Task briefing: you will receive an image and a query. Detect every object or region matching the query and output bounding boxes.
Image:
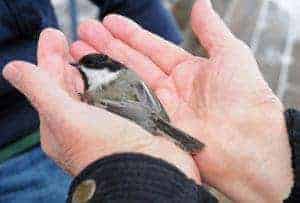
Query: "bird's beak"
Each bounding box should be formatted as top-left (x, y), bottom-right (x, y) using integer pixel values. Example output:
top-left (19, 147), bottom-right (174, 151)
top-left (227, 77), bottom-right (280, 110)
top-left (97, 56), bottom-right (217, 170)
top-left (69, 62), bottom-right (80, 68)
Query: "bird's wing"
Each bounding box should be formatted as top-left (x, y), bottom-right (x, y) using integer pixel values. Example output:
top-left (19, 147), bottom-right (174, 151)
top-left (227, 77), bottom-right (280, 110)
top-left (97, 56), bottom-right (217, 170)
top-left (134, 81), bottom-right (170, 122)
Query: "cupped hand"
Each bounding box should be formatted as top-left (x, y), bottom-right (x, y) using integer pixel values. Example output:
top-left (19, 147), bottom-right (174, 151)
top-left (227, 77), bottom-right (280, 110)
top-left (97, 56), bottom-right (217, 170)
top-left (2, 29), bottom-right (201, 183)
top-left (70, 0), bottom-right (293, 202)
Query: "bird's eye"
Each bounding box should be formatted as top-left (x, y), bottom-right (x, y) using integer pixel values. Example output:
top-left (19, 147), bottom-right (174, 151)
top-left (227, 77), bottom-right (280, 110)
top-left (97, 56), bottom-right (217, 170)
top-left (86, 61), bottom-right (94, 67)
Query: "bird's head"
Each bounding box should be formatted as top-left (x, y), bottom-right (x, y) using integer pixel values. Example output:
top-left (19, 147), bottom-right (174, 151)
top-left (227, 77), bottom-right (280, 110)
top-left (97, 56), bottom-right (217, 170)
top-left (71, 53), bottom-right (123, 91)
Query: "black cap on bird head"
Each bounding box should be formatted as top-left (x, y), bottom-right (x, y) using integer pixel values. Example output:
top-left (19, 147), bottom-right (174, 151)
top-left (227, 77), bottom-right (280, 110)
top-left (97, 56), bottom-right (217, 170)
top-left (70, 53), bottom-right (124, 91)
top-left (77, 53), bottom-right (124, 72)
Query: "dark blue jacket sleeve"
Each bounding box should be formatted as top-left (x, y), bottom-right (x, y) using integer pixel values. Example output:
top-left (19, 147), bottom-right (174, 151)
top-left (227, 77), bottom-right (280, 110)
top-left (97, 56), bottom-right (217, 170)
top-left (0, 0), bottom-right (58, 95)
top-left (67, 153), bottom-right (218, 203)
top-left (285, 109), bottom-right (300, 202)
top-left (89, 0), bottom-right (183, 44)
top-left (0, 0), bottom-right (58, 147)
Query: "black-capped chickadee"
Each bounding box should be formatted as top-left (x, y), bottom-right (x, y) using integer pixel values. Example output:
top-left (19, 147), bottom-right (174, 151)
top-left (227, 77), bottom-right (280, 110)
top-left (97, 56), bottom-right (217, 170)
top-left (71, 53), bottom-right (204, 154)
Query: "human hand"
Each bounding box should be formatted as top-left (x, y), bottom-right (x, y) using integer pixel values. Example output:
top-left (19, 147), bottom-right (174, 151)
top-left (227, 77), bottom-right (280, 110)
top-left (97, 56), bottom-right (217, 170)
top-left (70, 0), bottom-right (293, 202)
top-left (2, 29), bottom-right (200, 183)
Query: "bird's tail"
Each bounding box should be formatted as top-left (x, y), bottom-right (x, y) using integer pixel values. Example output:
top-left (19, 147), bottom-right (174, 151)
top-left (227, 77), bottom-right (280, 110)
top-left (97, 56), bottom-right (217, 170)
top-left (152, 114), bottom-right (205, 154)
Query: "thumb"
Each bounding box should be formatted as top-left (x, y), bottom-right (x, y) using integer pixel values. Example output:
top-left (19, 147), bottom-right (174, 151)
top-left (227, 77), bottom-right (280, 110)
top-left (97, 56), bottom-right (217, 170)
top-left (2, 61), bottom-right (74, 115)
top-left (191, 0), bottom-right (235, 57)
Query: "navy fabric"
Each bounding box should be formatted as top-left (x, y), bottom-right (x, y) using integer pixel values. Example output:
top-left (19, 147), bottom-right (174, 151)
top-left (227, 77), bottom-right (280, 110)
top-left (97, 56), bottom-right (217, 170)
top-left (0, 0), bottom-right (183, 147)
top-left (90, 0), bottom-right (183, 44)
top-left (67, 153), bottom-right (218, 203)
top-left (0, 0), bottom-right (58, 147)
top-left (0, 0), bottom-right (58, 95)
top-left (0, 93), bottom-right (39, 147)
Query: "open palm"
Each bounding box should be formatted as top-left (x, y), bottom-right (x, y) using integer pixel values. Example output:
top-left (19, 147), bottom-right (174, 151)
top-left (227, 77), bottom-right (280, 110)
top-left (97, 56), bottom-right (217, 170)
top-left (70, 1), bottom-right (293, 202)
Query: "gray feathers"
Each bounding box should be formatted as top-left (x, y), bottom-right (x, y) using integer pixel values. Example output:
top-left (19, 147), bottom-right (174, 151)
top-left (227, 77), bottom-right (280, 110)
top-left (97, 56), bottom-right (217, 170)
top-left (75, 54), bottom-right (204, 154)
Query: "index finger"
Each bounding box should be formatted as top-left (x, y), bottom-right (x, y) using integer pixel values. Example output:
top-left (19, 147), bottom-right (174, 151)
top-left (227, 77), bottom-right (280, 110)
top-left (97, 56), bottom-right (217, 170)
top-left (37, 28), bottom-right (84, 98)
top-left (76, 20), bottom-right (167, 89)
top-left (37, 28), bottom-right (69, 79)
top-left (103, 14), bottom-right (193, 74)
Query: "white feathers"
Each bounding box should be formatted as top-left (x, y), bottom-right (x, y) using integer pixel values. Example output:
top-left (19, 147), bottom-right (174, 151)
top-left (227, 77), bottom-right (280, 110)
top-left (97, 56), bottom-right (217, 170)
top-left (80, 66), bottom-right (120, 91)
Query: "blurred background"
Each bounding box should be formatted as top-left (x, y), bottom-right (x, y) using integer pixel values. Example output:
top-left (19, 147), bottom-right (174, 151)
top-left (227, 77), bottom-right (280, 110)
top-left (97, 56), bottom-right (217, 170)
top-left (51, 0), bottom-right (299, 202)
top-left (172, 0), bottom-right (300, 110)
top-left (52, 0), bottom-right (300, 110)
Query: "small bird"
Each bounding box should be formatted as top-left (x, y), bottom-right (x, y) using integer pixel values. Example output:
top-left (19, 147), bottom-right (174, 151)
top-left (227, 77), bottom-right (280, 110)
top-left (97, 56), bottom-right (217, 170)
top-left (71, 53), bottom-right (204, 154)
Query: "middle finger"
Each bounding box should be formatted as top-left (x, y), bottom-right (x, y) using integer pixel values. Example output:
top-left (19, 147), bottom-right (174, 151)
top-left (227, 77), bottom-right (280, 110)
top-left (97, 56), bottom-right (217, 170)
top-left (75, 19), bottom-right (167, 89)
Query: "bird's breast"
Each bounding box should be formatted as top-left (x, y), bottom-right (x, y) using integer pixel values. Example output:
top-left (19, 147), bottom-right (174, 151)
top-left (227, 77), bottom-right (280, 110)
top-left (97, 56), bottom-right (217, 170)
top-left (87, 69), bottom-right (140, 102)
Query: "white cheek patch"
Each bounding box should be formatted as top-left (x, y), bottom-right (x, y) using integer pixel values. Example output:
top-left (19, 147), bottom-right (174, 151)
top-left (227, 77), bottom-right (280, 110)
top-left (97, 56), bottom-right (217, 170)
top-left (81, 66), bottom-right (120, 91)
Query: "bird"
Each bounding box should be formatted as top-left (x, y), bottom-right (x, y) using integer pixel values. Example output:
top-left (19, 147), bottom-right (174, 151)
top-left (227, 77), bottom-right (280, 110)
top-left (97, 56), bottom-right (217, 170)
top-left (71, 53), bottom-right (204, 154)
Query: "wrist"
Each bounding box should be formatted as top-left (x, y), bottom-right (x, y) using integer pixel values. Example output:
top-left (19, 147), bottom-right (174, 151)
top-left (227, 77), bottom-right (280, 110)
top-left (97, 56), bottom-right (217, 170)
top-left (230, 113), bottom-right (293, 202)
top-left (137, 136), bottom-right (202, 184)
top-left (231, 112), bottom-right (293, 202)
top-left (66, 134), bottom-right (201, 184)
top-left (195, 112), bottom-right (293, 202)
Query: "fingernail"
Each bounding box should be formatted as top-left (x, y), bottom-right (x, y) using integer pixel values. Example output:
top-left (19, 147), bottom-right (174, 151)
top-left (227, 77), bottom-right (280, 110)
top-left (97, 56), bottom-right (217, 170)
top-left (2, 63), bottom-right (19, 82)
